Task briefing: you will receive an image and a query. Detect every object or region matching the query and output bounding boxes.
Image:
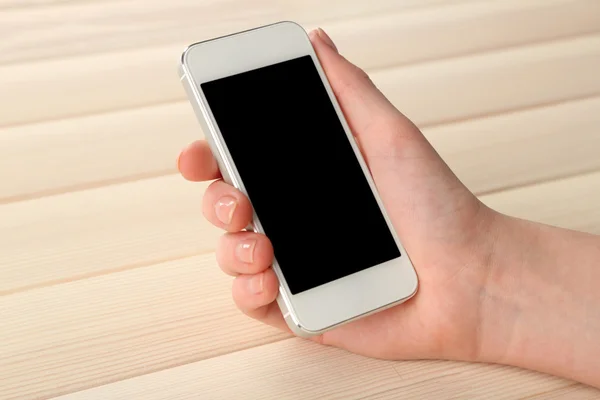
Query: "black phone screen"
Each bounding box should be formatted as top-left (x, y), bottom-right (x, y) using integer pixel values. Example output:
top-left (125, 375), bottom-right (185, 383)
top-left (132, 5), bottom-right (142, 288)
top-left (201, 55), bottom-right (400, 294)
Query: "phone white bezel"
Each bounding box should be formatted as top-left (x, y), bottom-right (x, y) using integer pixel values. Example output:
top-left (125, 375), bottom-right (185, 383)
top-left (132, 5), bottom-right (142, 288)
top-left (180, 21), bottom-right (418, 336)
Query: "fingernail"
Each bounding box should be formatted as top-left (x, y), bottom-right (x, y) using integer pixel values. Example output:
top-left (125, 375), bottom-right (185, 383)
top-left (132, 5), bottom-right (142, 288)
top-left (215, 196), bottom-right (237, 225)
top-left (316, 28), bottom-right (338, 52)
top-left (248, 273), bottom-right (264, 295)
top-left (235, 239), bottom-right (256, 264)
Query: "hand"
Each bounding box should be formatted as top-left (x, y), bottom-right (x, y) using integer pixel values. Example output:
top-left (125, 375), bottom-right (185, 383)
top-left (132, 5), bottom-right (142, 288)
top-left (177, 29), bottom-right (498, 362)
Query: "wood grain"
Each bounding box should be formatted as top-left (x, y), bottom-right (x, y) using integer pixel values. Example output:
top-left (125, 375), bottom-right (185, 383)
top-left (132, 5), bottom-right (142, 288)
top-left (0, 176), bottom-right (219, 294)
top-left (482, 170), bottom-right (600, 235)
top-left (329, 0), bottom-right (600, 70)
top-left (3, 95), bottom-right (600, 204)
top-left (54, 340), bottom-right (591, 400)
top-left (375, 34), bottom-right (600, 127)
top-left (525, 384), bottom-right (600, 399)
top-left (0, 0), bottom-right (456, 63)
top-left (0, 254), bottom-right (289, 400)
top-left (1, 0), bottom-right (598, 67)
top-left (0, 102), bottom-right (199, 202)
top-left (2, 20), bottom-right (599, 128)
top-left (1, 171), bottom-right (599, 399)
top-left (424, 96), bottom-right (600, 194)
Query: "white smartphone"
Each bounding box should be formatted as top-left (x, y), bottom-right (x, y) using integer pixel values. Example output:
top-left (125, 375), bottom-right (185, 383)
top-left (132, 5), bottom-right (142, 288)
top-left (179, 21), bottom-right (418, 337)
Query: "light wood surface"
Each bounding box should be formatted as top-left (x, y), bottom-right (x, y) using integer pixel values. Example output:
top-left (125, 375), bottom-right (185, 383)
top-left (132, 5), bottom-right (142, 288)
top-left (1, 1), bottom-right (599, 399)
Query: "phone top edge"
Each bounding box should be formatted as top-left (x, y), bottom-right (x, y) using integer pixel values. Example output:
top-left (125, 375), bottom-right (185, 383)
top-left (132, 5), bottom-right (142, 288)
top-left (180, 21), bottom-right (306, 67)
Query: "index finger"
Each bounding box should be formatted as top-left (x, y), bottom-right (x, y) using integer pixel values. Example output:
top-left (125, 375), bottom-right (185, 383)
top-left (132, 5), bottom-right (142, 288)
top-left (177, 140), bottom-right (222, 182)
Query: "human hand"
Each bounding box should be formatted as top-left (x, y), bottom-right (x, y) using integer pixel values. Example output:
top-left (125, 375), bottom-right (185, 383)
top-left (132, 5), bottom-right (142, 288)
top-left (177, 28), bottom-right (500, 363)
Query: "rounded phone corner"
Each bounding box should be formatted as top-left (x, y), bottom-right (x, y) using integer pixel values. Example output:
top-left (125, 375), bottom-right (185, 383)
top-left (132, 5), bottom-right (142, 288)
top-left (272, 20), bottom-right (305, 33)
top-left (276, 293), bottom-right (322, 338)
top-left (283, 314), bottom-right (322, 339)
top-left (267, 20), bottom-right (311, 45)
top-left (404, 262), bottom-right (420, 301)
top-left (179, 44), bottom-right (195, 69)
top-left (409, 274), bottom-right (420, 300)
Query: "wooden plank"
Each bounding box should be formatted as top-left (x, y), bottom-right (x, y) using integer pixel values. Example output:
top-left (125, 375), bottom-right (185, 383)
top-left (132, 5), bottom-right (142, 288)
top-left (2, 31), bottom-right (599, 128)
top-left (3, 94), bottom-right (600, 207)
top-left (54, 340), bottom-right (578, 400)
top-left (1, 169), bottom-right (599, 399)
top-left (0, 176), bottom-right (220, 294)
top-left (0, 46), bottom-right (184, 128)
top-left (375, 34), bottom-right (600, 127)
top-left (0, 102), bottom-right (199, 202)
top-left (423, 96), bottom-right (600, 195)
top-left (0, 253), bottom-right (289, 400)
top-left (0, 0), bottom-right (455, 63)
top-left (331, 0), bottom-right (600, 70)
top-left (481, 170), bottom-right (600, 235)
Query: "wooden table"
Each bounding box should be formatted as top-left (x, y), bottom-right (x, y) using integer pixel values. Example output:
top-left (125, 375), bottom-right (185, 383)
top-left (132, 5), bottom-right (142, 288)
top-left (1, 1), bottom-right (600, 398)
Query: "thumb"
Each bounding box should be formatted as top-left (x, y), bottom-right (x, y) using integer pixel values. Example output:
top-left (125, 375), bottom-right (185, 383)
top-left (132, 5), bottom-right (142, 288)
top-left (308, 28), bottom-right (429, 160)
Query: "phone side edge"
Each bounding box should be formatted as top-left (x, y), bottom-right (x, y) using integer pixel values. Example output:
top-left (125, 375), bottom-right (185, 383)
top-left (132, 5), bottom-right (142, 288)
top-left (179, 53), bottom-right (307, 337)
top-left (178, 62), bottom-right (234, 186)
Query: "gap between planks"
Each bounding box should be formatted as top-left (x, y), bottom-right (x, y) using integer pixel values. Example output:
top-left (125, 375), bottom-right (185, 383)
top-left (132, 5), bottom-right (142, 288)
top-left (0, 249), bottom-right (205, 296)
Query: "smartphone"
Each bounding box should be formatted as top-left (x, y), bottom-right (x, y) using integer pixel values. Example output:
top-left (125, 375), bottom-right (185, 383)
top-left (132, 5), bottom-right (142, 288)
top-left (179, 21), bottom-right (418, 337)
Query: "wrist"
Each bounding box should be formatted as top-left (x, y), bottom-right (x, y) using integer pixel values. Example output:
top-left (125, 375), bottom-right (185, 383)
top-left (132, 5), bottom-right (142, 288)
top-left (474, 212), bottom-right (600, 386)
top-left (472, 211), bottom-right (534, 365)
